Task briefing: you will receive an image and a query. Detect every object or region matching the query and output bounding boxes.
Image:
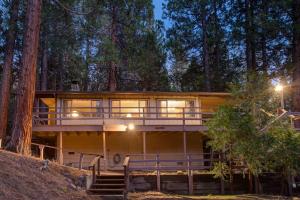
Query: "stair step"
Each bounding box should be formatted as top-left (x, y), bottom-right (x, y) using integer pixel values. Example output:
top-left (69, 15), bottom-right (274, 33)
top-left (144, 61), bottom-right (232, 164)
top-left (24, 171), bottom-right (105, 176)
top-left (95, 179), bottom-right (124, 184)
top-left (88, 188), bottom-right (124, 195)
top-left (89, 188), bottom-right (124, 191)
top-left (93, 183), bottom-right (125, 186)
top-left (96, 175), bottom-right (124, 179)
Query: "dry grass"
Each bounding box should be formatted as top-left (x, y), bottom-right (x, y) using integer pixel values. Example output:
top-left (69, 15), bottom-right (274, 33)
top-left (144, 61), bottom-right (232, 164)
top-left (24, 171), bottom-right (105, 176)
top-left (0, 150), bottom-right (102, 200)
top-left (128, 192), bottom-right (299, 200)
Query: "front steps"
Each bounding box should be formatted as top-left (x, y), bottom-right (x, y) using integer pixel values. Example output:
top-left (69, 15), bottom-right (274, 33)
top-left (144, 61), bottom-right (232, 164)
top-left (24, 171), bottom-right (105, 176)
top-left (87, 174), bottom-right (126, 199)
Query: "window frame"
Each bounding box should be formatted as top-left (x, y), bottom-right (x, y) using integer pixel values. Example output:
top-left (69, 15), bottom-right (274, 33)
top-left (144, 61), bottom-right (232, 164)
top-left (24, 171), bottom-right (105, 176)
top-left (156, 99), bottom-right (197, 118)
top-left (109, 99), bottom-right (149, 118)
top-left (62, 99), bottom-right (103, 118)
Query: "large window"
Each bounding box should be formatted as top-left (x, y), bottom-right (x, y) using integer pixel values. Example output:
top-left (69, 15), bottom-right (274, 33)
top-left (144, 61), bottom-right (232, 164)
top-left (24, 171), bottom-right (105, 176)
top-left (111, 99), bottom-right (148, 118)
top-left (63, 99), bottom-right (102, 118)
top-left (157, 99), bottom-right (196, 118)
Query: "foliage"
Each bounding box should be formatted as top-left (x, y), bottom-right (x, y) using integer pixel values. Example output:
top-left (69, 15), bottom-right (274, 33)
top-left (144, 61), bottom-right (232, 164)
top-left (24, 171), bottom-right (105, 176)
top-left (207, 74), bottom-right (300, 183)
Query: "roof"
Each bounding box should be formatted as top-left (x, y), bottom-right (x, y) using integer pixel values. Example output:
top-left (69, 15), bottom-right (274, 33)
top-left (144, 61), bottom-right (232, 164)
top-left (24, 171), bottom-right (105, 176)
top-left (35, 90), bottom-right (231, 98)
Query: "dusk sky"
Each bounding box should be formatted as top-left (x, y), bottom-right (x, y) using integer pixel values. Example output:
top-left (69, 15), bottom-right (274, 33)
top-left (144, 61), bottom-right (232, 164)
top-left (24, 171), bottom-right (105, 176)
top-left (153, 0), bottom-right (171, 28)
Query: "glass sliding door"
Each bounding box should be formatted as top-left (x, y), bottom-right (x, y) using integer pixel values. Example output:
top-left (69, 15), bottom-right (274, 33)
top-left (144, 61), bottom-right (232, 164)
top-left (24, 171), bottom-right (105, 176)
top-left (63, 99), bottom-right (102, 118)
top-left (157, 99), bottom-right (196, 118)
top-left (110, 99), bottom-right (148, 118)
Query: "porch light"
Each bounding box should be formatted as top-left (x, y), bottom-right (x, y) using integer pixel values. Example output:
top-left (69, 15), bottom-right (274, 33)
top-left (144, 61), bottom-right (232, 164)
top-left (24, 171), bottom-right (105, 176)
top-left (71, 111), bottom-right (79, 118)
top-left (127, 123), bottom-right (135, 131)
top-left (274, 84), bottom-right (284, 109)
top-left (126, 113), bottom-right (132, 118)
top-left (275, 84), bottom-right (283, 92)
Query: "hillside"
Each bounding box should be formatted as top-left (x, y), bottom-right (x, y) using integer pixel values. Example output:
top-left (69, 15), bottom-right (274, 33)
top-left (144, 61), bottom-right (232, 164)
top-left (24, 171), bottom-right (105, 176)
top-left (0, 150), bottom-right (99, 200)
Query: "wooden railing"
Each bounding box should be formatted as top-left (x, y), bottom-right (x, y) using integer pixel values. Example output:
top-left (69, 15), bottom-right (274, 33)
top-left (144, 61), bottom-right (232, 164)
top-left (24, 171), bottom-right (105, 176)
top-left (88, 155), bottom-right (103, 183)
top-left (123, 156), bottom-right (130, 200)
top-left (31, 142), bottom-right (103, 171)
top-left (32, 106), bottom-right (214, 126)
top-left (127, 153), bottom-right (223, 194)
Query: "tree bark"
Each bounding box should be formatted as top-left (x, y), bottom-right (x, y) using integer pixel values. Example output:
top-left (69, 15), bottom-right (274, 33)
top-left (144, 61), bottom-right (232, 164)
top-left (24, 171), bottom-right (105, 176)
top-left (245, 0), bottom-right (256, 74)
top-left (6, 0), bottom-right (42, 155)
top-left (84, 37), bottom-right (90, 91)
top-left (41, 37), bottom-right (48, 91)
top-left (108, 4), bottom-right (117, 92)
top-left (201, 4), bottom-right (211, 92)
top-left (292, 0), bottom-right (300, 122)
top-left (0, 0), bottom-right (20, 142)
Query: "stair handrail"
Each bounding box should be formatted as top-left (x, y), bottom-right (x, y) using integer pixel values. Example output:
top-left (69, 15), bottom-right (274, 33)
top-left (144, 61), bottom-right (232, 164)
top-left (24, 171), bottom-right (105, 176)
top-left (123, 156), bottom-right (130, 200)
top-left (88, 155), bottom-right (103, 183)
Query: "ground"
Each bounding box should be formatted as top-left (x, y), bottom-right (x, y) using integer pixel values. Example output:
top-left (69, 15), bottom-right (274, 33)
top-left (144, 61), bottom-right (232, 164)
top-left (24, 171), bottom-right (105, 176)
top-left (0, 150), bottom-right (94, 200)
top-left (0, 150), bottom-right (298, 200)
top-left (129, 192), bottom-right (299, 200)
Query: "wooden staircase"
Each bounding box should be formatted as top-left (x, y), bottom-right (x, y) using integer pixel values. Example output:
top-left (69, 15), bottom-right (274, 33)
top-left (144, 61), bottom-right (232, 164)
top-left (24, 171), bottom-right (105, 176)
top-left (87, 156), bottom-right (130, 199)
top-left (88, 174), bottom-right (126, 198)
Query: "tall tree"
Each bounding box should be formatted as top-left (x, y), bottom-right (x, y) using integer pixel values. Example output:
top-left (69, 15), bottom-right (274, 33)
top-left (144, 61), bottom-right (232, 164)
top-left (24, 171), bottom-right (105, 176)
top-left (292, 0), bottom-right (300, 118)
top-left (0, 0), bottom-right (20, 143)
top-left (6, 0), bottom-right (42, 154)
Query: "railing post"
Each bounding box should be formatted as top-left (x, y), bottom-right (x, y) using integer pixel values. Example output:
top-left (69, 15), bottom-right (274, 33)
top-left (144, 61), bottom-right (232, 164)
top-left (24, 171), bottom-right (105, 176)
top-left (39, 145), bottom-right (45, 160)
top-left (123, 156), bottom-right (130, 200)
top-left (183, 108), bottom-right (185, 126)
top-left (79, 153), bottom-right (84, 170)
top-left (143, 107), bottom-right (145, 125)
top-left (97, 156), bottom-right (101, 175)
top-left (156, 154), bottom-right (161, 192)
top-left (187, 154), bottom-right (193, 195)
top-left (92, 165), bottom-right (96, 184)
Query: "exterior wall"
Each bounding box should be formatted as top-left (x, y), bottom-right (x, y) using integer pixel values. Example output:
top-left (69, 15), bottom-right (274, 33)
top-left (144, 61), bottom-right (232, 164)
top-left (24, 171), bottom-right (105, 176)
top-left (62, 133), bottom-right (103, 168)
top-left (55, 131), bottom-right (204, 169)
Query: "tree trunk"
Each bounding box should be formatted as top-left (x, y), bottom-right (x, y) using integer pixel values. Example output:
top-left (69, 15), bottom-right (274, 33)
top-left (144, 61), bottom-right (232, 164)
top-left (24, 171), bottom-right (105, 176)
top-left (213, 0), bottom-right (220, 80)
top-left (201, 4), bottom-right (211, 92)
top-left (245, 0), bottom-right (256, 74)
top-left (84, 37), bottom-right (90, 91)
top-left (292, 0), bottom-right (300, 124)
top-left (6, 0), bottom-right (42, 155)
top-left (108, 5), bottom-right (117, 92)
top-left (41, 37), bottom-right (48, 91)
top-left (0, 0), bottom-right (20, 142)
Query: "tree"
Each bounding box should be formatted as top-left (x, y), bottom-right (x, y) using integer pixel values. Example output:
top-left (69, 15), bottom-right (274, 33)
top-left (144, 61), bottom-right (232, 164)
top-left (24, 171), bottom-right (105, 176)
top-left (208, 74), bottom-right (300, 195)
top-left (292, 0), bottom-right (300, 122)
top-left (6, 0), bottom-right (42, 155)
top-left (0, 0), bottom-right (20, 143)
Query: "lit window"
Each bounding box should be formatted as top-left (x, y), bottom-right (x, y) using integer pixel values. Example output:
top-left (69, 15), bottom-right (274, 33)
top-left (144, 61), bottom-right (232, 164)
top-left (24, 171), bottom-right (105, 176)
top-left (157, 100), bottom-right (196, 118)
top-left (111, 100), bottom-right (148, 118)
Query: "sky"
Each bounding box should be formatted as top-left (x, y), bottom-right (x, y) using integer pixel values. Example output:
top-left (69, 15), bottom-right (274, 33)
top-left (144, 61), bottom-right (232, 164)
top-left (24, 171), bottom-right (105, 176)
top-left (152, 0), bottom-right (171, 29)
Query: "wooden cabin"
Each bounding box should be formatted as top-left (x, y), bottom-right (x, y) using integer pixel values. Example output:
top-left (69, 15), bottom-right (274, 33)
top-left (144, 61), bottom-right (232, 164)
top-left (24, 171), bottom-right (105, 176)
top-left (32, 91), bottom-right (230, 170)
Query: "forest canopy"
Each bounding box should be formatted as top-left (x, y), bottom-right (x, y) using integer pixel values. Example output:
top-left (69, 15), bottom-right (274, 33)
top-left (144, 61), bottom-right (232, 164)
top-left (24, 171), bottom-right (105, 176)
top-left (0, 0), bottom-right (298, 93)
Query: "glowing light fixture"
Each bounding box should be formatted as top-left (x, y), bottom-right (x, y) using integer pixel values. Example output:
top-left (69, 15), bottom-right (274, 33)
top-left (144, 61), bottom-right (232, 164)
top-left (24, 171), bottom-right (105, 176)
top-left (71, 111), bottom-right (79, 118)
top-left (127, 123), bottom-right (135, 131)
top-left (275, 84), bottom-right (283, 92)
top-left (126, 113), bottom-right (132, 118)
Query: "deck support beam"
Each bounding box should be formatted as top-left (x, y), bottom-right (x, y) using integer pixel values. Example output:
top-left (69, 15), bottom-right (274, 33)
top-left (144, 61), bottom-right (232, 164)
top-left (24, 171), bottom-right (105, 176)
top-left (103, 131), bottom-right (107, 171)
top-left (183, 131), bottom-right (187, 156)
top-left (142, 132), bottom-right (146, 160)
top-left (57, 131), bottom-right (63, 164)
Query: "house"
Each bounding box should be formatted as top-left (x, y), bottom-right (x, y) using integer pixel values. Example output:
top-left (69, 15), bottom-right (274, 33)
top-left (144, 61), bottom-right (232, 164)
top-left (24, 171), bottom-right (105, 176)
top-left (32, 91), bottom-right (230, 170)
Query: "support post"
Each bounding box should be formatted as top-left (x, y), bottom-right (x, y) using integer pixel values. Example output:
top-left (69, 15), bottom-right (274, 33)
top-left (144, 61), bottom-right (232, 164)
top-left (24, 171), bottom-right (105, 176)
top-left (187, 155), bottom-right (193, 195)
top-left (57, 131), bottom-right (63, 164)
top-left (39, 145), bottom-right (44, 160)
top-left (156, 154), bottom-right (161, 192)
top-left (103, 131), bottom-right (107, 171)
top-left (142, 132), bottom-right (146, 160)
top-left (183, 131), bottom-right (187, 156)
top-left (79, 153), bottom-right (84, 170)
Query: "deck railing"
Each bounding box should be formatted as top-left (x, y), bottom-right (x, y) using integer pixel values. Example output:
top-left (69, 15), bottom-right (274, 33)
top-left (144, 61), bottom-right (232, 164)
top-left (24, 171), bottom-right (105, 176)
top-left (32, 106), bottom-right (214, 126)
top-left (126, 153), bottom-right (244, 194)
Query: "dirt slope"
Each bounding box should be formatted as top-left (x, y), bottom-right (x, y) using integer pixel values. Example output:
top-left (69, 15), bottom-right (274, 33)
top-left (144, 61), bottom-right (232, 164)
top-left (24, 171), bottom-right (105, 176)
top-left (0, 150), bottom-right (100, 200)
